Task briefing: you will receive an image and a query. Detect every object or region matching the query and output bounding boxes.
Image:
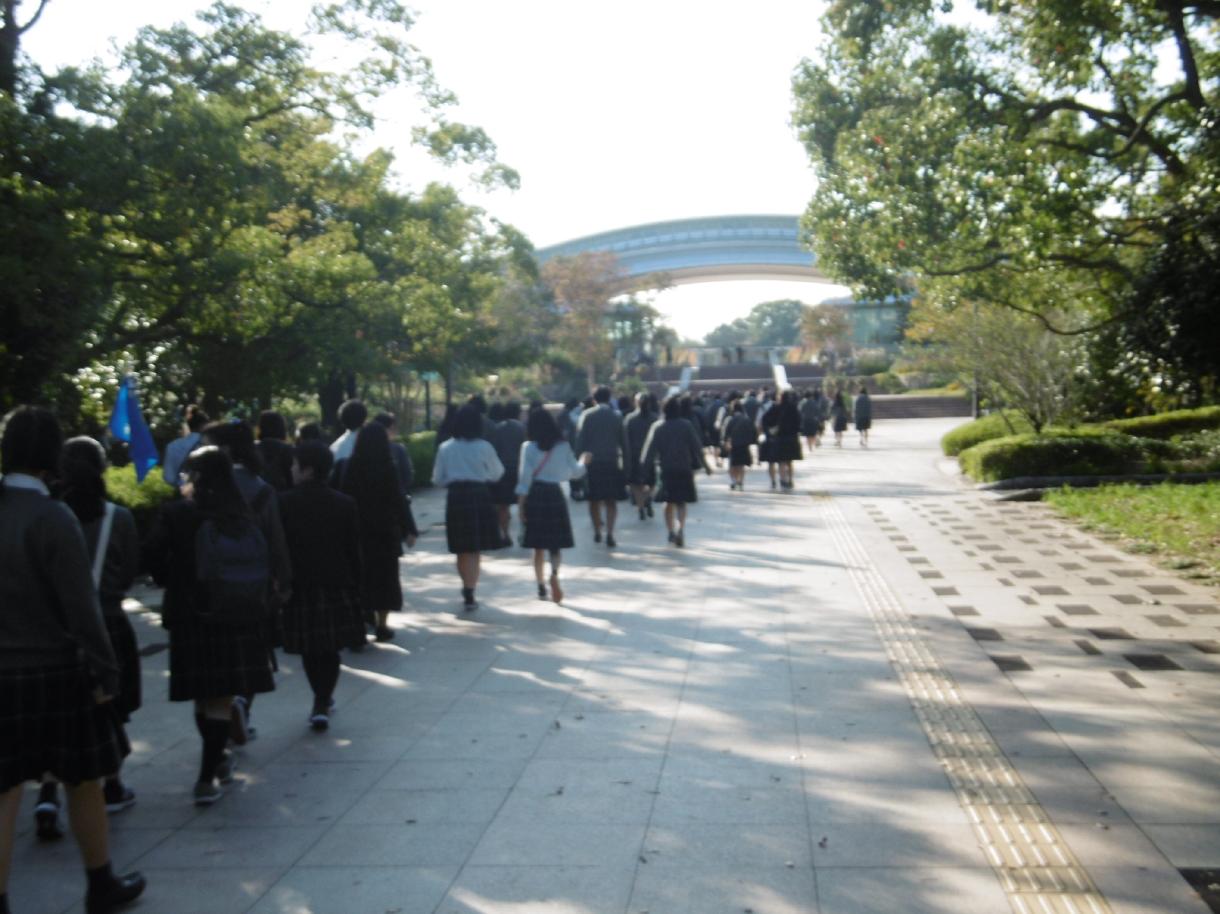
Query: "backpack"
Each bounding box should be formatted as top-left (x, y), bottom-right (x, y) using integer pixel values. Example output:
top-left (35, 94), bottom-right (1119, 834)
top-left (194, 513), bottom-right (270, 626)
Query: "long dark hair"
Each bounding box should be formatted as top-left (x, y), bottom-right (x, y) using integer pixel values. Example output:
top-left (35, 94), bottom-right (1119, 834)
top-left (58, 436), bottom-right (108, 524)
top-left (183, 446), bottom-right (249, 531)
top-left (342, 422), bottom-right (398, 508)
top-left (1, 405), bottom-right (62, 478)
top-left (527, 407), bottom-right (561, 451)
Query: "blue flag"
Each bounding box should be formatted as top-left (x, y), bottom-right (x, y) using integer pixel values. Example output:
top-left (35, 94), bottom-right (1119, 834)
top-left (109, 376), bottom-right (159, 483)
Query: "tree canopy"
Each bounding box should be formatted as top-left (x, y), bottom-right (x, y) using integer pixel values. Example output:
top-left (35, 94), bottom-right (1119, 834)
top-left (1, 0), bottom-right (535, 425)
top-left (703, 299), bottom-right (807, 348)
top-left (792, 0), bottom-right (1220, 408)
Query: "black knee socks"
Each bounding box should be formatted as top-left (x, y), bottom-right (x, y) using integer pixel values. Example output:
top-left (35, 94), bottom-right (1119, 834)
top-left (302, 652), bottom-right (340, 709)
top-left (198, 718), bottom-right (230, 784)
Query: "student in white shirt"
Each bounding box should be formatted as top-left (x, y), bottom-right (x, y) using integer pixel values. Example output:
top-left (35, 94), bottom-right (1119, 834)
top-left (516, 408), bottom-right (590, 603)
top-left (431, 404), bottom-right (505, 611)
top-left (161, 405), bottom-right (209, 489)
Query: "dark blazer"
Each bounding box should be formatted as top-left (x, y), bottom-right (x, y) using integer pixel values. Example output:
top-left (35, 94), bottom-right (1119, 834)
top-left (278, 480), bottom-right (361, 591)
top-left (256, 438), bottom-right (295, 492)
top-left (142, 498), bottom-right (207, 628)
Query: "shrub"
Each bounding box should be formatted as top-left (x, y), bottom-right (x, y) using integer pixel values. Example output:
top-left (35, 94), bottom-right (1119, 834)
top-left (1103, 406), bottom-right (1220, 440)
top-left (958, 432), bottom-right (1147, 482)
top-left (940, 411), bottom-right (1034, 456)
top-left (405, 431), bottom-right (436, 488)
top-left (104, 465), bottom-right (175, 536)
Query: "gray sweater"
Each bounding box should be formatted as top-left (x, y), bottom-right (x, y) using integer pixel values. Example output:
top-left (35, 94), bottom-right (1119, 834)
top-left (0, 481), bottom-right (119, 694)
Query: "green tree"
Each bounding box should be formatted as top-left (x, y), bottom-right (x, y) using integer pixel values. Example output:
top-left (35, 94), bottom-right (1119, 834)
top-left (702, 298), bottom-right (806, 348)
top-left (791, 0), bottom-right (1220, 408)
top-left (800, 304), bottom-right (854, 370)
top-left (543, 251), bottom-right (624, 390)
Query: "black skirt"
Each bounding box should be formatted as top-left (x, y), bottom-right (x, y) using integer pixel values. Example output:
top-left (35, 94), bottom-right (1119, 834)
top-left (655, 469), bottom-right (698, 504)
top-left (522, 481), bottom-right (575, 551)
top-left (168, 616), bottom-right (276, 702)
top-left (800, 417), bottom-right (822, 436)
top-left (729, 445), bottom-right (754, 468)
top-left (445, 482), bottom-right (506, 554)
top-left (585, 462), bottom-right (627, 502)
top-left (282, 585), bottom-right (368, 655)
top-left (0, 663), bottom-right (129, 791)
top-left (362, 547), bottom-right (403, 614)
top-left (774, 434), bottom-right (803, 462)
top-left (833, 416), bottom-right (849, 432)
top-left (758, 437), bottom-right (776, 464)
top-left (489, 465), bottom-right (520, 505)
top-left (103, 609), bottom-right (142, 722)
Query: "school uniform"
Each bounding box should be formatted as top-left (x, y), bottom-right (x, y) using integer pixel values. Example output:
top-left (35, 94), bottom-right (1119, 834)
top-left (433, 437), bottom-right (505, 554)
top-left (83, 501), bottom-right (142, 721)
top-left (575, 403), bottom-right (628, 501)
top-left (640, 418), bottom-right (707, 504)
top-left (831, 397), bottom-right (850, 433)
top-left (623, 408), bottom-right (658, 487)
top-left (143, 499), bottom-right (276, 702)
top-left (278, 480), bottom-right (366, 653)
top-left (767, 401), bottom-right (804, 462)
top-left (724, 414), bottom-right (758, 467)
top-left (756, 402), bottom-right (778, 464)
top-left (0, 476), bottom-right (125, 790)
top-left (516, 441), bottom-right (587, 551)
top-left (854, 392), bottom-right (873, 431)
top-left (488, 418), bottom-right (526, 506)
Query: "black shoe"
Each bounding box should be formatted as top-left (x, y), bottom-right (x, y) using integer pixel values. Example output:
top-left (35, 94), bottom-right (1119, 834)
top-left (593, 531), bottom-right (602, 543)
top-left (537, 583), bottom-right (548, 600)
top-left (667, 530), bottom-right (676, 544)
top-left (646, 504), bottom-right (654, 518)
top-left (639, 507), bottom-right (647, 521)
top-left (606, 534), bottom-right (616, 548)
top-left (85, 871), bottom-right (147, 914)
top-left (103, 781), bottom-right (137, 814)
top-left (309, 708), bottom-right (330, 732)
top-left (675, 531), bottom-right (685, 548)
top-left (374, 626), bottom-right (394, 642)
top-left (34, 799), bottom-right (62, 841)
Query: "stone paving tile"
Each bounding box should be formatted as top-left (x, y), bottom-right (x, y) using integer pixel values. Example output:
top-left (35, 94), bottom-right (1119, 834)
top-left (628, 864), bottom-right (819, 914)
top-left (250, 865), bottom-right (457, 914)
top-left (814, 866), bottom-right (1012, 914)
top-left (437, 865), bottom-right (636, 914)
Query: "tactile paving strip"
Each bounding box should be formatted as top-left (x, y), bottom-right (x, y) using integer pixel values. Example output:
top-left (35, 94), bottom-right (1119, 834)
top-left (821, 498), bottom-right (1114, 914)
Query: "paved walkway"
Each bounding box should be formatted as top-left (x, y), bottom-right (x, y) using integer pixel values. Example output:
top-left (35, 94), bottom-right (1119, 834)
top-left (11, 418), bottom-right (1220, 914)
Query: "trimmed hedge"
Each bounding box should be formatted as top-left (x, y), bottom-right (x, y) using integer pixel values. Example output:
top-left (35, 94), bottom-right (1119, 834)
top-left (405, 430), bottom-right (436, 488)
top-left (958, 432), bottom-right (1148, 482)
top-left (104, 465), bottom-right (175, 536)
top-left (1103, 406), bottom-right (1220, 440)
top-left (941, 411), bottom-right (1034, 456)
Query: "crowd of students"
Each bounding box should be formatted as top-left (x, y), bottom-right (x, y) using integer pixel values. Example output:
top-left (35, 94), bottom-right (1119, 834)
top-left (0, 382), bottom-right (875, 914)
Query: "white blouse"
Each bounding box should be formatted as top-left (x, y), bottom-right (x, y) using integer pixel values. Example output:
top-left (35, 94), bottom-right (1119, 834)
top-left (514, 441), bottom-right (586, 496)
top-left (432, 438), bottom-right (505, 487)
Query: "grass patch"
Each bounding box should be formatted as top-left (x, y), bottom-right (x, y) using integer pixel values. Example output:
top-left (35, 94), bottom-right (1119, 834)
top-left (1045, 482), bottom-right (1220, 584)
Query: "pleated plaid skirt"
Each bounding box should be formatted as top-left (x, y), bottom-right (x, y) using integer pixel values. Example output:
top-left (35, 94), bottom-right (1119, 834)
top-left (0, 663), bottom-right (129, 791)
top-left (103, 609), bottom-right (142, 722)
top-left (445, 482), bottom-right (506, 555)
top-left (282, 585), bottom-right (368, 655)
top-left (522, 481), bottom-right (574, 551)
top-left (168, 616), bottom-right (276, 702)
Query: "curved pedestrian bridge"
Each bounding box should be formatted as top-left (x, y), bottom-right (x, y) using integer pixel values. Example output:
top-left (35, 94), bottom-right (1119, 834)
top-left (534, 214), bottom-right (828, 286)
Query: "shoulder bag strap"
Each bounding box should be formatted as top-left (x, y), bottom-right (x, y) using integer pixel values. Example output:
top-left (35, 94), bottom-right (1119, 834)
top-left (92, 501), bottom-right (116, 589)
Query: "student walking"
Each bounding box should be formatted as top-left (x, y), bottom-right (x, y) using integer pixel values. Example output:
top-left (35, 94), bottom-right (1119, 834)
top-left (432, 404), bottom-right (505, 610)
top-left (722, 400), bottom-right (757, 491)
top-left (143, 447), bottom-right (277, 807)
top-left (255, 411), bottom-right (295, 492)
top-left (0, 407), bottom-right (146, 914)
top-left (799, 388), bottom-right (825, 452)
top-left (516, 408), bottom-right (591, 603)
top-left (575, 386), bottom-right (627, 548)
top-left (488, 401), bottom-right (526, 546)
top-left (278, 441), bottom-right (366, 731)
top-left (766, 390), bottom-right (803, 490)
top-left (854, 385), bottom-right (873, 447)
top-left (623, 392), bottom-right (657, 521)
top-left (161, 405), bottom-right (209, 491)
top-left (46, 437), bottom-right (142, 823)
top-left (338, 423), bottom-right (416, 642)
top-left (756, 393), bottom-right (779, 489)
top-left (639, 396), bottom-right (711, 548)
top-left (830, 389), bottom-right (850, 447)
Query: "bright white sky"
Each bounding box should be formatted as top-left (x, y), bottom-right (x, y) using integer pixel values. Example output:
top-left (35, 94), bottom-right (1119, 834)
top-left (23, 0), bottom-right (852, 340)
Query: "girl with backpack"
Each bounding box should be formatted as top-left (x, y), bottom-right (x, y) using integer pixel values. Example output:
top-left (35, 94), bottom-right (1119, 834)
top-left (516, 407), bottom-right (590, 602)
top-left (143, 447), bottom-right (276, 807)
top-left (0, 407), bottom-right (146, 914)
